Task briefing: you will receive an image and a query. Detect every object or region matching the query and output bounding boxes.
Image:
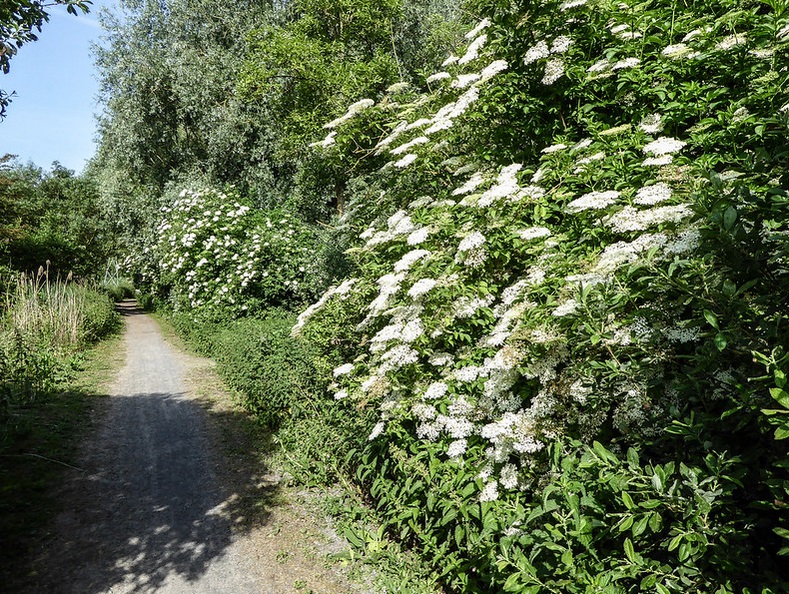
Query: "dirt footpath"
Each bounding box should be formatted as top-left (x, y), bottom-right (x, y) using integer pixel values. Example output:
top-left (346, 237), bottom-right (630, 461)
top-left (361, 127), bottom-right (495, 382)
top-left (22, 303), bottom-right (355, 594)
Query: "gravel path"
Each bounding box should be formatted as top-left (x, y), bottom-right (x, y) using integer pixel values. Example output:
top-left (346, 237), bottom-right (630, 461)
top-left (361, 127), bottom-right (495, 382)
top-left (24, 306), bottom-right (268, 593)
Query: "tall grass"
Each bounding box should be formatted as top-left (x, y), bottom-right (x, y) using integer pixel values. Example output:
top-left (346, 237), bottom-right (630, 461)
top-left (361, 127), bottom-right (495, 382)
top-left (7, 265), bottom-right (118, 348)
top-left (0, 264), bottom-right (120, 414)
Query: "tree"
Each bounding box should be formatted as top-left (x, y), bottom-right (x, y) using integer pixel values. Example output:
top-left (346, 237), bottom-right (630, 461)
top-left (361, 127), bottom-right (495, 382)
top-left (0, 0), bottom-right (91, 118)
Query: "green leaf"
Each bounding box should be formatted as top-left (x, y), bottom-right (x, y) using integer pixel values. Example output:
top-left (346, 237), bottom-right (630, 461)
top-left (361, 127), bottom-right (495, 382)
top-left (632, 515), bottom-right (649, 537)
top-left (703, 309), bottom-right (719, 330)
top-left (618, 515), bottom-right (635, 532)
top-left (770, 387), bottom-right (789, 409)
top-left (668, 534), bottom-right (683, 551)
top-left (714, 333), bottom-right (727, 350)
top-left (622, 491), bottom-right (635, 510)
top-left (775, 426), bottom-right (789, 440)
top-left (623, 537), bottom-right (636, 563)
top-left (561, 549), bottom-right (574, 567)
top-left (626, 447), bottom-right (639, 467)
top-left (773, 527), bottom-right (789, 539)
top-left (723, 205), bottom-right (737, 230)
top-left (656, 585), bottom-right (671, 594)
top-left (648, 511), bottom-right (662, 532)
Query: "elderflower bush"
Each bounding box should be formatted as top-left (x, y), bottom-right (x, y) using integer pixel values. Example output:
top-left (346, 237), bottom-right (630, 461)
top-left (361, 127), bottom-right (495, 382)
top-left (146, 187), bottom-right (321, 315)
top-left (294, 0), bottom-right (789, 591)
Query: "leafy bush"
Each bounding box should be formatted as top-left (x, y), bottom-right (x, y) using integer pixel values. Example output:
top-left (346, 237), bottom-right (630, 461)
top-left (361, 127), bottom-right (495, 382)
top-left (134, 187), bottom-right (323, 316)
top-left (288, 0), bottom-right (789, 590)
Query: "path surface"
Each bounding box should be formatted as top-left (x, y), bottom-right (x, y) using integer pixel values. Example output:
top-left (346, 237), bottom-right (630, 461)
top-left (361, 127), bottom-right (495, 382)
top-left (24, 305), bottom-right (269, 593)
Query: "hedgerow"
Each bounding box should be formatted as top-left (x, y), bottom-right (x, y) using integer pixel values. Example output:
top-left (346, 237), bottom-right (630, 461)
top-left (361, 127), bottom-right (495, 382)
top-left (290, 0), bottom-right (789, 590)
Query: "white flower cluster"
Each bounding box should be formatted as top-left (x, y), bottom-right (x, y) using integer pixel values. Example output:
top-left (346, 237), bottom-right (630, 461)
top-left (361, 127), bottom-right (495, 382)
top-left (566, 190), bottom-right (620, 213)
top-left (604, 204), bottom-right (693, 233)
top-left (324, 98), bottom-right (375, 129)
top-left (156, 189), bottom-right (318, 314)
top-left (292, 5), bottom-right (728, 504)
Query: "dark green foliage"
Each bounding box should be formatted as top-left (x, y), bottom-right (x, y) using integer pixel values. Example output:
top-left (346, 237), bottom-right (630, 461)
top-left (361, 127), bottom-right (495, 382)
top-left (0, 159), bottom-right (117, 276)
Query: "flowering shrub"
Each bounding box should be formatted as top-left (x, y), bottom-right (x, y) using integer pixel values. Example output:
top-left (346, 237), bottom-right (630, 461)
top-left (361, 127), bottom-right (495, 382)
top-left (136, 187), bottom-right (322, 315)
top-left (293, 0), bottom-right (789, 590)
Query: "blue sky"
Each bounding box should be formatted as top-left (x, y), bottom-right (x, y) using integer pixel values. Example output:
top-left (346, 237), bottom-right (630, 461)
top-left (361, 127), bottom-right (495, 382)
top-left (0, 0), bottom-right (113, 174)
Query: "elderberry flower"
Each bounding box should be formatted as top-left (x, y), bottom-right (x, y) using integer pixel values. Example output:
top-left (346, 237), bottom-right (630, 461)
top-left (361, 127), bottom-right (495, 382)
top-left (375, 120), bottom-right (408, 152)
top-left (455, 366), bottom-right (486, 382)
top-left (599, 124), bottom-right (631, 136)
top-left (541, 143), bottom-right (567, 153)
top-left (662, 43), bottom-right (691, 58)
top-left (466, 18), bottom-right (491, 39)
top-left (453, 172), bottom-right (487, 195)
top-left (716, 33), bottom-right (746, 51)
top-left (560, 0), bottom-right (587, 9)
top-left (429, 352), bottom-right (454, 367)
top-left (380, 345), bottom-right (419, 371)
top-left (605, 203), bottom-right (693, 232)
top-left (394, 154), bottom-right (418, 168)
top-left (664, 228), bottom-right (700, 253)
top-left (478, 164), bottom-right (523, 206)
top-left (612, 57), bottom-right (640, 70)
top-left (426, 71), bottom-right (451, 84)
top-left (499, 464), bottom-right (519, 489)
top-left (552, 299), bottom-right (579, 317)
top-left (551, 35), bottom-right (573, 54)
top-left (566, 190), bottom-right (620, 212)
top-left (458, 231), bottom-right (486, 252)
top-left (542, 58), bottom-right (565, 85)
top-left (408, 278), bottom-right (438, 299)
top-left (643, 136), bottom-right (686, 156)
top-left (587, 58), bottom-right (610, 73)
top-left (524, 40), bottom-right (550, 64)
top-left (642, 155), bottom-right (673, 166)
top-left (682, 28), bottom-right (704, 42)
top-left (517, 226), bottom-right (552, 241)
top-left (639, 113), bottom-right (664, 134)
top-left (423, 381), bottom-right (449, 400)
top-left (480, 59), bottom-right (509, 80)
top-left (663, 325), bottom-right (701, 342)
top-left (447, 439), bottom-right (467, 458)
top-left (324, 98), bottom-right (375, 129)
top-left (412, 402), bottom-right (437, 421)
top-left (333, 363), bottom-right (354, 377)
top-left (459, 34), bottom-right (487, 65)
top-left (572, 138), bottom-right (593, 151)
top-left (634, 182), bottom-right (672, 205)
top-left (368, 421), bottom-right (386, 440)
top-left (406, 227), bottom-right (431, 246)
top-left (479, 480), bottom-right (499, 502)
top-left (451, 73), bottom-right (482, 89)
top-left (390, 136), bottom-right (429, 155)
